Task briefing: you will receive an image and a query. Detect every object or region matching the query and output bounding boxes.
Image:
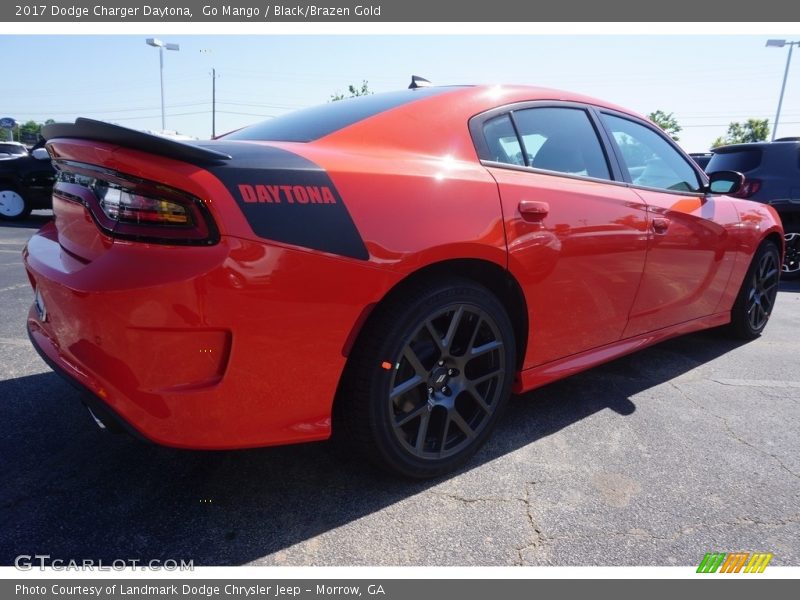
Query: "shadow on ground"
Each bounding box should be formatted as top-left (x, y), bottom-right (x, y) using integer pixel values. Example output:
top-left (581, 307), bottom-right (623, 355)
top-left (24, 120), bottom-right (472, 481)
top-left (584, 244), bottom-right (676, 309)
top-left (0, 326), bottom-right (750, 565)
top-left (0, 212), bottom-right (52, 229)
top-left (779, 278), bottom-right (800, 293)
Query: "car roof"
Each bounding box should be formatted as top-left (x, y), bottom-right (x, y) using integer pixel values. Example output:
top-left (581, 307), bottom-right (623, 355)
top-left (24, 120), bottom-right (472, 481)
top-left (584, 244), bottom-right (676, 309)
top-left (319, 85), bottom-right (649, 156)
top-left (227, 85), bottom-right (647, 146)
top-left (438, 84), bottom-right (645, 118)
top-left (713, 140), bottom-right (800, 153)
top-left (231, 85), bottom-right (652, 160)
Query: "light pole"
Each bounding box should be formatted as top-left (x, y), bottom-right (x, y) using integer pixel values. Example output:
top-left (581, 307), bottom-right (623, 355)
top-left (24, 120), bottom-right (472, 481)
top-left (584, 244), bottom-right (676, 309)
top-left (200, 49), bottom-right (220, 138)
top-left (766, 39), bottom-right (799, 142)
top-left (146, 38), bottom-right (180, 131)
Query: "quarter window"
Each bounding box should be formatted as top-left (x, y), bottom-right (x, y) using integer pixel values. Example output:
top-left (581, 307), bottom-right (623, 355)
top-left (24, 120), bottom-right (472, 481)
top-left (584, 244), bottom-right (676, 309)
top-left (601, 113), bottom-right (701, 192)
top-left (481, 115), bottom-right (524, 166)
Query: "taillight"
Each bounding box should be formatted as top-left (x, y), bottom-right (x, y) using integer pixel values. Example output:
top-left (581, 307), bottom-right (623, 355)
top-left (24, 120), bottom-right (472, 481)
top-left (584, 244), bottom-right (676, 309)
top-left (98, 186), bottom-right (191, 225)
top-left (53, 162), bottom-right (218, 245)
top-left (733, 178), bottom-right (761, 199)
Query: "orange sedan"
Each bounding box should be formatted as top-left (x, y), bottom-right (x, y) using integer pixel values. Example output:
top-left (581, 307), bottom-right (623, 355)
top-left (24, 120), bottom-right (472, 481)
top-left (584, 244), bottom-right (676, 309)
top-left (24, 84), bottom-right (783, 477)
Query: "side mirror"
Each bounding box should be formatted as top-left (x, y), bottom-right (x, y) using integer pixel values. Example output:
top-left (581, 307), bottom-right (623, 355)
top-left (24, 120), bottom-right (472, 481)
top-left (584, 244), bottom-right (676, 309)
top-left (31, 148), bottom-right (50, 160)
top-left (705, 170), bottom-right (744, 195)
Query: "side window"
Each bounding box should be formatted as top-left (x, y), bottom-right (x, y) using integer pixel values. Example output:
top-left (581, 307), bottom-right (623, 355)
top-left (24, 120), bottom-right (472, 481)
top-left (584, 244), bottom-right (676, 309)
top-left (513, 107), bottom-right (611, 180)
top-left (482, 115), bottom-right (524, 166)
top-left (601, 113), bottom-right (701, 192)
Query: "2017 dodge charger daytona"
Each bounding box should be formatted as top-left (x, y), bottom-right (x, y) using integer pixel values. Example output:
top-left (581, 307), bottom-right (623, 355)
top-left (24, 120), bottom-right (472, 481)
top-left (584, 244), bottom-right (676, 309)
top-left (24, 85), bottom-right (783, 477)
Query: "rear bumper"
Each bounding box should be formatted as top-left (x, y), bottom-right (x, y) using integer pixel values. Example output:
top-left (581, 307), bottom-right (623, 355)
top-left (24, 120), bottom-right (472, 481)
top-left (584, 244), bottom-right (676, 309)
top-left (27, 319), bottom-right (148, 440)
top-left (23, 222), bottom-right (397, 449)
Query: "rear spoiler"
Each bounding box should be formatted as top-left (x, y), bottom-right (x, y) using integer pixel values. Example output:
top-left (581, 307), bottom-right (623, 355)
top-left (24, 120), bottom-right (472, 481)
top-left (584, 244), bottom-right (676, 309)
top-left (42, 118), bottom-right (232, 166)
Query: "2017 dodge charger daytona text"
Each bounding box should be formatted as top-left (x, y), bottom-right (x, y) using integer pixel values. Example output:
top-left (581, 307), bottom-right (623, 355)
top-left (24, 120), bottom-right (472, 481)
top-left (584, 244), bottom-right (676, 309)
top-left (24, 85), bottom-right (783, 477)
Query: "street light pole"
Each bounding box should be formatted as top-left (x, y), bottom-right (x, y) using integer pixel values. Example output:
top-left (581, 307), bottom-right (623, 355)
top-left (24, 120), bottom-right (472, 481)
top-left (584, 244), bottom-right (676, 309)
top-left (146, 38), bottom-right (180, 131)
top-left (200, 49), bottom-right (219, 139)
top-left (157, 45), bottom-right (165, 130)
top-left (767, 39), bottom-right (799, 142)
top-left (212, 67), bottom-right (217, 138)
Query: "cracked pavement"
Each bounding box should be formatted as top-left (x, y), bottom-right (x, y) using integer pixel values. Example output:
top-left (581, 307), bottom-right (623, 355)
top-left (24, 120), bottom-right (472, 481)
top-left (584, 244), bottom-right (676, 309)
top-left (1, 215), bottom-right (798, 566)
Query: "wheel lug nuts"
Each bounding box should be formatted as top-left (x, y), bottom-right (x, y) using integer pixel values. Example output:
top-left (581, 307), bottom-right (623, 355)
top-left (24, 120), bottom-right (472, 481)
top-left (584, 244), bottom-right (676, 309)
top-left (447, 368), bottom-right (456, 376)
top-left (438, 360), bottom-right (445, 366)
top-left (441, 386), bottom-right (450, 395)
top-left (427, 387), bottom-right (434, 395)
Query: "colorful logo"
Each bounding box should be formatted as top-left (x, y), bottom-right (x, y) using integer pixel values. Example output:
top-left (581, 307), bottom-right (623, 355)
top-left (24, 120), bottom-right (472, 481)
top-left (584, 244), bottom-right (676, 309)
top-left (697, 552), bottom-right (773, 573)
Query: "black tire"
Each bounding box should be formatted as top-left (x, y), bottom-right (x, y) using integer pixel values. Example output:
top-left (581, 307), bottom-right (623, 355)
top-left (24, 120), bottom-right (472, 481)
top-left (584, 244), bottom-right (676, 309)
top-left (335, 279), bottom-right (516, 478)
top-left (727, 240), bottom-right (781, 339)
top-left (782, 229), bottom-right (800, 280)
top-left (0, 186), bottom-right (32, 221)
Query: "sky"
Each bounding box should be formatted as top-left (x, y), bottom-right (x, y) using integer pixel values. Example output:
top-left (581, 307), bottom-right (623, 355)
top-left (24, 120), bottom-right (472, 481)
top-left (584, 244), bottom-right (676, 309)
top-left (2, 34), bottom-right (800, 153)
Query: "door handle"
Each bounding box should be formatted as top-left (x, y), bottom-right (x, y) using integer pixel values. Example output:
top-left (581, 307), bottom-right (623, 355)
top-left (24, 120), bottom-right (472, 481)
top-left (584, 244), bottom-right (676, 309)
top-left (518, 200), bottom-right (549, 222)
top-left (652, 217), bottom-right (670, 234)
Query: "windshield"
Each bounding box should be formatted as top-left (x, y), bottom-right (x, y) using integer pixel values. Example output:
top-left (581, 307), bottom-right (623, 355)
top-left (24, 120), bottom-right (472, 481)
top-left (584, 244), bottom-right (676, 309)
top-left (0, 144), bottom-right (27, 156)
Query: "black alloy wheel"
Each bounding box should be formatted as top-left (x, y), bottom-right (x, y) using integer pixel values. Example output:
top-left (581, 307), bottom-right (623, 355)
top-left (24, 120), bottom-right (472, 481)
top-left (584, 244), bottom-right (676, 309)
top-left (388, 303), bottom-right (506, 461)
top-left (728, 240), bottom-right (781, 339)
top-left (782, 232), bottom-right (799, 279)
top-left (746, 248), bottom-right (780, 331)
top-left (337, 279), bottom-right (516, 478)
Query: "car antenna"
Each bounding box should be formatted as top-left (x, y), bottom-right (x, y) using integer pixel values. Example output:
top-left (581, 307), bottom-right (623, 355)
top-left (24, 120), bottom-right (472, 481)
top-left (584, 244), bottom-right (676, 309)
top-left (408, 75), bottom-right (432, 89)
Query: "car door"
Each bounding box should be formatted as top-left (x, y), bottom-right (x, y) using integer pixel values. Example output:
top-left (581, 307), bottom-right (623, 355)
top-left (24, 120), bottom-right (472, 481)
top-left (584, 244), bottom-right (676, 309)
top-left (597, 111), bottom-right (740, 337)
top-left (473, 104), bottom-right (650, 368)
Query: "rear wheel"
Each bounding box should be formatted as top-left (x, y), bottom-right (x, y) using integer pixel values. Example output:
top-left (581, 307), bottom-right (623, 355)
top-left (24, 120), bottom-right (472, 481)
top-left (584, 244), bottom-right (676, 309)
top-left (336, 279), bottom-right (516, 478)
top-left (782, 230), bottom-right (800, 280)
top-left (0, 187), bottom-right (31, 221)
top-left (727, 240), bottom-right (780, 339)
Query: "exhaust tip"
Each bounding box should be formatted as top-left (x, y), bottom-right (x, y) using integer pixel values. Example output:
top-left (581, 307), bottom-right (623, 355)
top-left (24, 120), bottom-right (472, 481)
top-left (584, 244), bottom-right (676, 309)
top-left (84, 404), bottom-right (124, 434)
top-left (86, 406), bottom-right (108, 430)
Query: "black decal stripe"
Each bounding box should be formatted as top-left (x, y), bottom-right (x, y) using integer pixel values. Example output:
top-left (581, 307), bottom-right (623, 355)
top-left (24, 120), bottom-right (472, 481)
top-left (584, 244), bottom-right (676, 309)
top-left (206, 144), bottom-right (369, 261)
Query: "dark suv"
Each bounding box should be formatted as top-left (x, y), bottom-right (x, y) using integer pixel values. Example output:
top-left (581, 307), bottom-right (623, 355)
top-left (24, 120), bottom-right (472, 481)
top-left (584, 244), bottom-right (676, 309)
top-left (0, 143), bottom-right (55, 221)
top-left (689, 152), bottom-right (713, 170)
top-left (706, 140), bottom-right (800, 278)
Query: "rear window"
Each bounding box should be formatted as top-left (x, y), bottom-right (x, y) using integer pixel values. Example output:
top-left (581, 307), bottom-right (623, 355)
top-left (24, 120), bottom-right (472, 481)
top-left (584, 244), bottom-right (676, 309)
top-left (222, 87), bottom-right (456, 143)
top-left (707, 148), bottom-right (763, 173)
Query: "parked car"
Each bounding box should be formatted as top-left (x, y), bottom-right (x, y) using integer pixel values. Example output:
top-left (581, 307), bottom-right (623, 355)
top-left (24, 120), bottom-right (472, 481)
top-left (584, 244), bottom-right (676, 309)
top-left (706, 140), bottom-right (800, 278)
top-left (689, 152), bottom-right (713, 170)
top-left (0, 142), bottom-right (55, 220)
top-left (26, 85), bottom-right (782, 477)
top-left (0, 141), bottom-right (30, 158)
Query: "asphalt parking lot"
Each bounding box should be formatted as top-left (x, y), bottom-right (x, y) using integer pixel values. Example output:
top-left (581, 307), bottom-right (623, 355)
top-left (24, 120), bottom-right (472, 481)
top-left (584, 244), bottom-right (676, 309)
top-left (0, 215), bottom-right (798, 567)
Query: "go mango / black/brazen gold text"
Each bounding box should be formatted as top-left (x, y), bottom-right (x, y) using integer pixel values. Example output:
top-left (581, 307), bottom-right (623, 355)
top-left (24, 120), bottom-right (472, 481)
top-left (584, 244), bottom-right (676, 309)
top-left (199, 5), bottom-right (383, 18)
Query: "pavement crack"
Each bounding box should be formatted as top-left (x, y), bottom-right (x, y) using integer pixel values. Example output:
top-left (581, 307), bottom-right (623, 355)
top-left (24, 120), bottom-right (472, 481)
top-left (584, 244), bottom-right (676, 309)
top-left (427, 491), bottom-right (523, 505)
top-left (514, 482), bottom-right (545, 566)
top-left (669, 381), bottom-right (800, 480)
top-left (711, 378), bottom-right (800, 389)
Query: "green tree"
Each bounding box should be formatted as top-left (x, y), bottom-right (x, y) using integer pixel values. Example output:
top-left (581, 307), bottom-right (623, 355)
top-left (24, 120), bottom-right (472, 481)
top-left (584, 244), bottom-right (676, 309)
top-left (711, 119), bottom-right (770, 148)
top-left (330, 80), bottom-right (372, 102)
top-left (9, 119), bottom-right (54, 144)
top-left (19, 120), bottom-right (42, 138)
top-left (648, 110), bottom-right (682, 141)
